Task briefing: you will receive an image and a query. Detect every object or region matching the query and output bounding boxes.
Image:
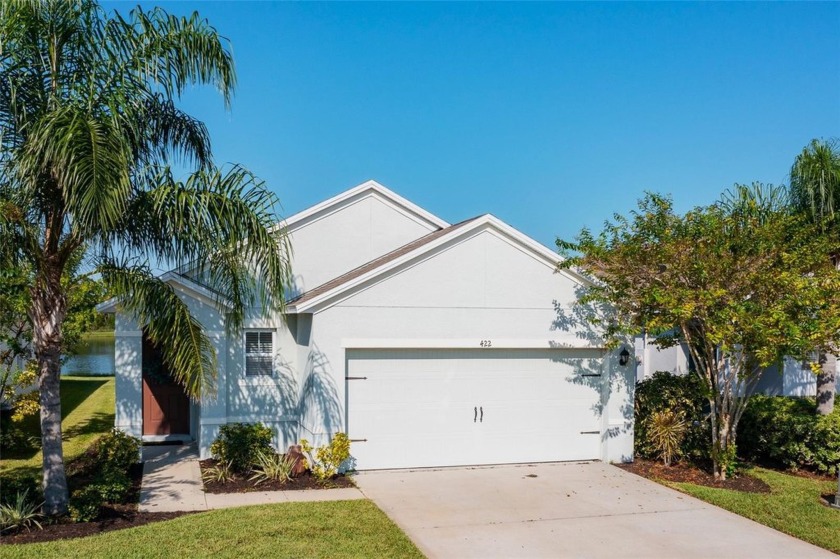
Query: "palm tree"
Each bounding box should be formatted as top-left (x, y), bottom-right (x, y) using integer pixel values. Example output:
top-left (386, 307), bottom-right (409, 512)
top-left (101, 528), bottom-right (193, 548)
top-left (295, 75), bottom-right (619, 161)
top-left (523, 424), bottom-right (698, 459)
top-left (789, 138), bottom-right (840, 416)
top-left (0, 0), bottom-right (291, 516)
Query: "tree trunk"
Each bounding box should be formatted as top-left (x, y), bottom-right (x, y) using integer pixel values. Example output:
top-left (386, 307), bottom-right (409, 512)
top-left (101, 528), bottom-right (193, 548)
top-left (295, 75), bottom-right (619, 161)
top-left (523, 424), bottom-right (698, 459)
top-left (31, 272), bottom-right (69, 516)
top-left (816, 351), bottom-right (836, 415)
top-left (713, 415), bottom-right (733, 481)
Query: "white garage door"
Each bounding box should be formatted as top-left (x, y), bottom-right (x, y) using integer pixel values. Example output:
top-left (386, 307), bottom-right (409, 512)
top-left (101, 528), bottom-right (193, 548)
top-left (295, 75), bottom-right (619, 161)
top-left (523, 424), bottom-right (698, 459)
top-left (346, 348), bottom-right (604, 470)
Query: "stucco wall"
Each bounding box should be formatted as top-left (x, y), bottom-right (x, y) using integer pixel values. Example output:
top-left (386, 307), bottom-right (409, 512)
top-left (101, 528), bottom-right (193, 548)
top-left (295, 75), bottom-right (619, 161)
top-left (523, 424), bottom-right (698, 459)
top-left (295, 228), bottom-right (634, 460)
top-left (286, 193), bottom-right (438, 295)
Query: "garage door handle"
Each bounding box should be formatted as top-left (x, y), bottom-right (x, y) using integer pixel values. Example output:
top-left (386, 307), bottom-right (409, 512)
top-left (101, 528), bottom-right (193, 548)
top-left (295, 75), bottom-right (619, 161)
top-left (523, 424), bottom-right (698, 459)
top-left (480, 406), bottom-right (483, 422)
top-left (474, 407), bottom-right (477, 422)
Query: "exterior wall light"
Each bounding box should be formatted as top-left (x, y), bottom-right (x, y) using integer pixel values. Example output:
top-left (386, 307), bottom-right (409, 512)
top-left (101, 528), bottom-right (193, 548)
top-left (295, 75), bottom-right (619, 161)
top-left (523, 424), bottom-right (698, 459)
top-left (619, 348), bottom-right (631, 366)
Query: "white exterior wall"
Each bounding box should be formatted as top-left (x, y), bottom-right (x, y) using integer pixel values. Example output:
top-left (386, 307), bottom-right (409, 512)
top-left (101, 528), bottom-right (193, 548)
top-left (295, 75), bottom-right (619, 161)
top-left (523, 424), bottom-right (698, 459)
top-left (286, 193), bottom-right (439, 295)
top-left (297, 228), bottom-right (634, 462)
top-left (633, 335), bottom-right (691, 382)
top-left (114, 312), bottom-right (143, 438)
top-left (781, 357), bottom-right (840, 397)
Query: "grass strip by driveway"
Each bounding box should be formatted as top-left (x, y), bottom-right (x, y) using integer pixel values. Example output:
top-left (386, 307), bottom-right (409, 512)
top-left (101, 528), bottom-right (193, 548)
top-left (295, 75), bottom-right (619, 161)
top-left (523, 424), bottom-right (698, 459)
top-left (0, 376), bottom-right (115, 482)
top-left (0, 500), bottom-right (425, 559)
top-left (669, 467), bottom-right (840, 554)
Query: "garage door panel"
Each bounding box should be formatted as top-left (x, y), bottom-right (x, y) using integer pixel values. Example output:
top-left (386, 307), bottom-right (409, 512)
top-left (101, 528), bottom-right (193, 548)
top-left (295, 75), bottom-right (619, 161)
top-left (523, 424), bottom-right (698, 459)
top-left (347, 348), bottom-right (603, 469)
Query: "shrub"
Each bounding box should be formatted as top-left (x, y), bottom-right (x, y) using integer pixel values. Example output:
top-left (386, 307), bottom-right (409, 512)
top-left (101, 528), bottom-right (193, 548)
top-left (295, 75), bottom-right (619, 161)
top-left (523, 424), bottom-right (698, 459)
top-left (0, 424), bottom-right (38, 454)
top-left (69, 487), bottom-right (102, 523)
top-left (210, 423), bottom-right (273, 473)
top-left (635, 371), bottom-right (710, 462)
top-left (90, 468), bottom-right (132, 503)
top-left (300, 433), bottom-right (351, 481)
top-left (647, 410), bottom-right (687, 466)
top-left (95, 429), bottom-right (141, 472)
top-left (0, 476), bottom-right (40, 507)
top-left (248, 450), bottom-right (295, 485)
top-left (202, 460), bottom-right (234, 484)
top-left (738, 395), bottom-right (840, 475)
top-left (0, 490), bottom-right (42, 533)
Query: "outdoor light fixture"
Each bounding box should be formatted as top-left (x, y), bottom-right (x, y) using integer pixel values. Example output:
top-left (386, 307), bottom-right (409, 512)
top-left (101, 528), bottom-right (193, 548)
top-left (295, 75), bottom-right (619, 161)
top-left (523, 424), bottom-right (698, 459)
top-left (619, 348), bottom-right (631, 366)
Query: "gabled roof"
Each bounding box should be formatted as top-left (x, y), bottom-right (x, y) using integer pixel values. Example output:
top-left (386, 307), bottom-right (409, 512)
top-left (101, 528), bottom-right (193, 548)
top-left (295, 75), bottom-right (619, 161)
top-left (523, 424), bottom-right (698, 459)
top-left (289, 216), bottom-right (480, 308)
top-left (272, 179), bottom-right (449, 234)
top-left (287, 213), bottom-right (591, 313)
top-left (95, 271), bottom-right (232, 314)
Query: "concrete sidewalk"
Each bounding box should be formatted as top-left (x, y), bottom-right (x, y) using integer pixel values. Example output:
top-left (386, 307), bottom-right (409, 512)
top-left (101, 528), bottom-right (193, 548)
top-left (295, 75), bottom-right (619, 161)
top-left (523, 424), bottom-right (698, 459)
top-left (139, 444), bottom-right (364, 513)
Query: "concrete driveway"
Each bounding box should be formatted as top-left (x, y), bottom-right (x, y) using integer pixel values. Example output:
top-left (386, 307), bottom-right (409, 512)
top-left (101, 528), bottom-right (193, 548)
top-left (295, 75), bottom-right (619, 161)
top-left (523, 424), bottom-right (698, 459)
top-left (354, 461), bottom-right (835, 559)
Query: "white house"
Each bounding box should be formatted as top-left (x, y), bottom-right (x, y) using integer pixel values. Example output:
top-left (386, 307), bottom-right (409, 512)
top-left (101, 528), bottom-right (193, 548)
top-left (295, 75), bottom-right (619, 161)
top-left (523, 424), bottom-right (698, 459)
top-left (99, 180), bottom-right (635, 469)
top-left (633, 335), bottom-right (840, 396)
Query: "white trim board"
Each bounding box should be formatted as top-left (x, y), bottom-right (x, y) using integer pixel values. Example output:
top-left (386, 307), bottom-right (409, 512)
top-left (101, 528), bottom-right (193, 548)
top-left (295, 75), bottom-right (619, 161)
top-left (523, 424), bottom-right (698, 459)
top-left (341, 338), bottom-right (607, 350)
top-left (272, 180), bottom-right (449, 234)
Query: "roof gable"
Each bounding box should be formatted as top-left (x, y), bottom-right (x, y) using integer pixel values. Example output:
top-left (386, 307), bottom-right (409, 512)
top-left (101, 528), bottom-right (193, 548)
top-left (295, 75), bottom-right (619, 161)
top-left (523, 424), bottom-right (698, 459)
top-left (274, 180), bottom-right (449, 234)
top-left (287, 214), bottom-right (590, 313)
top-left (95, 272), bottom-right (232, 314)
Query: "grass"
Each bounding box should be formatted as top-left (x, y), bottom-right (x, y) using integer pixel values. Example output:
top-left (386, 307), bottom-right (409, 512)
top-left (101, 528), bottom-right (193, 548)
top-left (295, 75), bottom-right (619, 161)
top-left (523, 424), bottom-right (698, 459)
top-left (669, 467), bottom-right (840, 554)
top-left (0, 376), bottom-right (115, 482)
top-left (81, 331), bottom-right (114, 340)
top-left (0, 500), bottom-right (425, 559)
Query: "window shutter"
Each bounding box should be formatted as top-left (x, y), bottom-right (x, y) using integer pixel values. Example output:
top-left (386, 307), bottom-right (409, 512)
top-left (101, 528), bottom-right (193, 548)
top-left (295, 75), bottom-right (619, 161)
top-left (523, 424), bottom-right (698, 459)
top-left (245, 331), bottom-right (273, 376)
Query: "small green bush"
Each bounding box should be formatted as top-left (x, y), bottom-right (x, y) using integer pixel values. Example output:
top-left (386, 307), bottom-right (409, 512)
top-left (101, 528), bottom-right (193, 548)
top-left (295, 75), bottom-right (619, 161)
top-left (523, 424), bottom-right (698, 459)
top-left (738, 395), bottom-right (840, 475)
top-left (90, 468), bottom-right (132, 503)
top-left (635, 371), bottom-right (710, 462)
top-left (95, 429), bottom-right (141, 472)
top-left (300, 433), bottom-right (351, 481)
top-left (210, 423), bottom-right (273, 473)
top-left (0, 476), bottom-right (40, 507)
top-left (0, 489), bottom-right (43, 533)
top-left (0, 424), bottom-right (38, 454)
top-left (248, 450), bottom-right (295, 485)
top-left (201, 460), bottom-right (234, 484)
top-left (69, 487), bottom-right (102, 523)
top-left (647, 410), bottom-right (687, 466)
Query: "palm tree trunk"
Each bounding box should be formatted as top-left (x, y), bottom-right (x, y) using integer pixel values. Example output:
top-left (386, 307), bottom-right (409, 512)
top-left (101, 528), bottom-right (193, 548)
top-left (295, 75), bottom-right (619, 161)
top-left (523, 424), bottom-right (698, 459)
top-left (817, 351), bottom-right (836, 415)
top-left (31, 274), bottom-right (69, 516)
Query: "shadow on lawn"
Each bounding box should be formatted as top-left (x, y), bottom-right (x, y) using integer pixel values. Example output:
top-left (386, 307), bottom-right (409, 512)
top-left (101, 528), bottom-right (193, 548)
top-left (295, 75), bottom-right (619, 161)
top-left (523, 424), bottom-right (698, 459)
top-left (0, 377), bottom-right (112, 462)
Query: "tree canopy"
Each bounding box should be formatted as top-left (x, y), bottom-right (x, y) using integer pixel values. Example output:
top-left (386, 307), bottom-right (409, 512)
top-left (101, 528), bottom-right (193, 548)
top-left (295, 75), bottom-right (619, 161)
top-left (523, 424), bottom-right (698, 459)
top-left (559, 192), bottom-right (840, 478)
top-left (0, 0), bottom-right (292, 514)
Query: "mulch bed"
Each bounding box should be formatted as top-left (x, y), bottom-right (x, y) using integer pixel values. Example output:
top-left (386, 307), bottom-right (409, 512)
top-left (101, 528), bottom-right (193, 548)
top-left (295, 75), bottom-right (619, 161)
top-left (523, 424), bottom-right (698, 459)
top-left (2, 464), bottom-right (194, 546)
top-left (617, 458), bottom-right (771, 493)
top-left (199, 459), bottom-right (356, 494)
top-left (1, 510), bottom-right (193, 545)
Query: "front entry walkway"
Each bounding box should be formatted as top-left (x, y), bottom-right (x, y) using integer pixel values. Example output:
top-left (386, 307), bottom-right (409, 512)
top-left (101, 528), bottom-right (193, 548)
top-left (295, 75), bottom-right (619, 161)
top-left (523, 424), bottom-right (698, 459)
top-left (354, 461), bottom-right (835, 559)
top-left (139, 444), bottom-right (364, 512)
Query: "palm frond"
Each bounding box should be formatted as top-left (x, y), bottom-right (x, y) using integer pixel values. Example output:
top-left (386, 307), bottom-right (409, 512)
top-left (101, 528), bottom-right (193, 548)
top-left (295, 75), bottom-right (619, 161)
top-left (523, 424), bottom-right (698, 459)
top-left (110, 6), bottom-right (236, 108)
top-left (100, 262), bottom-right (217, 398)
top-left (19, 105), bottom-right (132, 233)
top-left (105, 164), bottom-right (292, 330)
top-left (789, 138), bottom-right (840, 230)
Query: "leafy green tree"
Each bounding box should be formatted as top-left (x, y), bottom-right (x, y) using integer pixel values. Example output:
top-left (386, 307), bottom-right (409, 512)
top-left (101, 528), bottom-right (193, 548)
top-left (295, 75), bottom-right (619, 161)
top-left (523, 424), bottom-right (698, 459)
top-left (0, 1), bottom-right (291, 515)
top-left (789, 138), bottom-right (840, 415)
top-left (0, 251), bottom-right (105, 422)
top-left (559, 194), bottom-right (840, 479)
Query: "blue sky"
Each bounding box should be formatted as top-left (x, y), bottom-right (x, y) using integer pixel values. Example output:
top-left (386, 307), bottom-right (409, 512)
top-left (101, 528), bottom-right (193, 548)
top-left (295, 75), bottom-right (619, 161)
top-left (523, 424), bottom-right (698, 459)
top-left (109, 1), bottom-right (839, 248)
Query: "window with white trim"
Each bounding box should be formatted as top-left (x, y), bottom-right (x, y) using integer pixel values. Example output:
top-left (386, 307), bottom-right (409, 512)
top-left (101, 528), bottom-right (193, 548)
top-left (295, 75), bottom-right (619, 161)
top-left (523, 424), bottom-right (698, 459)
top-left (245, 331), bottom-right (273, 376)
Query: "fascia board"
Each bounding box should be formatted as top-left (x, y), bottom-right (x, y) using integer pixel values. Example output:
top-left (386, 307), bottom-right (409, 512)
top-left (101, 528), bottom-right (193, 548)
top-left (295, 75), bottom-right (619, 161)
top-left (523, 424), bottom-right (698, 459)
top-left (271, 180), bottom-right (449, 234)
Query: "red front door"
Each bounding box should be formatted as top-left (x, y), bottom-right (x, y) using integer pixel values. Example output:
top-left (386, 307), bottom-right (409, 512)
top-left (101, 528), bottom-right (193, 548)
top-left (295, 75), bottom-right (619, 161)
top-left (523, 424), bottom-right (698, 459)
top-left (142, 333), bottom-right (190, 436)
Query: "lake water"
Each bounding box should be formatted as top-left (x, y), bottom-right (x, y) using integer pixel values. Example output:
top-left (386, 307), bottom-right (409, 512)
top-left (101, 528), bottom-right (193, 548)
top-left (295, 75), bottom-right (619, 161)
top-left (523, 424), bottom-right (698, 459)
top-left (61, 334), bottom-right (115, 377)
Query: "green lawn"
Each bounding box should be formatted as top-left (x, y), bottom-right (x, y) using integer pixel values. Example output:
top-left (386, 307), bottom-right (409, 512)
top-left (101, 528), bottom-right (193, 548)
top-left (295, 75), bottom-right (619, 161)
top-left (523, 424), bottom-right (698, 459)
top-left (0, 500), bottom-right (425, 559)
top-left (669, 467), bottom-right (840, 554)
top-left (0, 376), bottom-right (115, 482)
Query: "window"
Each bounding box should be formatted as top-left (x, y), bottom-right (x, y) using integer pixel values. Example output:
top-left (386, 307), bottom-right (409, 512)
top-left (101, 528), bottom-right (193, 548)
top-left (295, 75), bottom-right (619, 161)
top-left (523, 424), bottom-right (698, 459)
top-left (245, 331), bottom-right (273, 376)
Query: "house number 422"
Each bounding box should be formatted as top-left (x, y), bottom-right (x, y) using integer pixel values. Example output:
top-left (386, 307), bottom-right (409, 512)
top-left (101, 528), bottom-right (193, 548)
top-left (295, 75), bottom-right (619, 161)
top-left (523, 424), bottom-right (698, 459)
top-left (479, 339), bottom-right (492, 348)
